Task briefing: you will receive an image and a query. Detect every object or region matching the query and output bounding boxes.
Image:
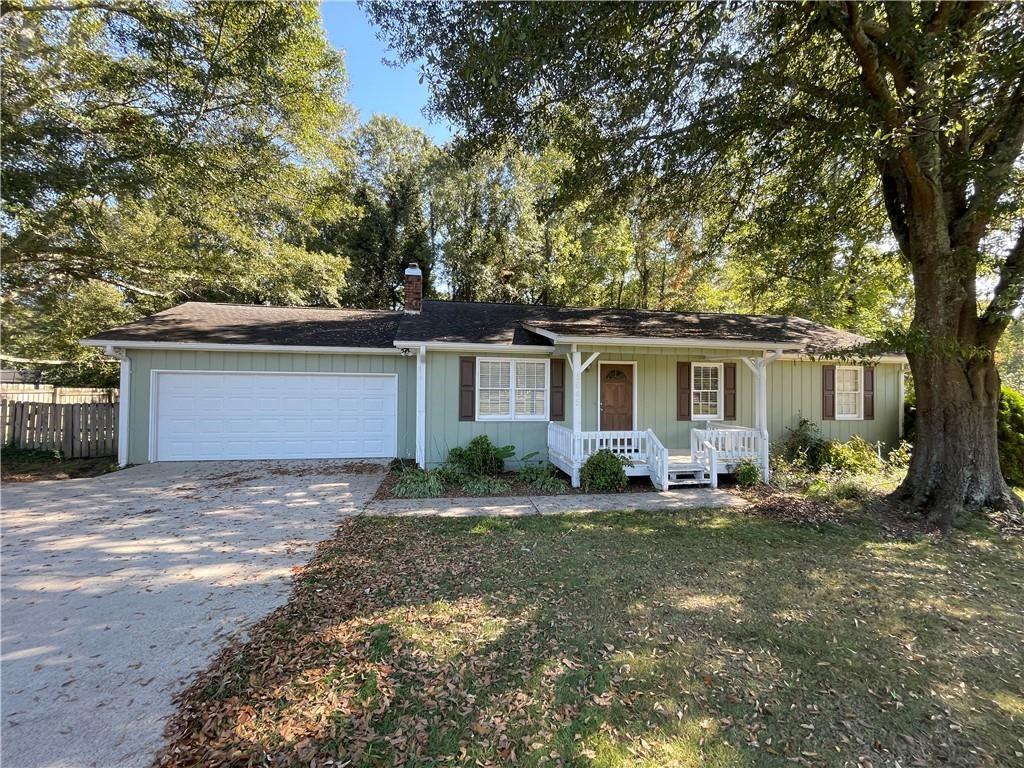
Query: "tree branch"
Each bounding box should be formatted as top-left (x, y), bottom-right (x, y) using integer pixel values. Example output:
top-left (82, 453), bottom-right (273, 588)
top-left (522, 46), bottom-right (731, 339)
top-left (952, 76), bottom-right (1024, 250)
top-left (979, 228), bottom-right (1024, 347)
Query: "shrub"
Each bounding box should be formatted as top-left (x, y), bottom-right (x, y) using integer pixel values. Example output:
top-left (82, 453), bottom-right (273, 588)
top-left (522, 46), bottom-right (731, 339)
top-left (734, 459), bottom-right (762, 487)
top-left (998, 385), bottom-right (1024, 487)
top-left (517, 459), bottom-right (568, 493)
top-left (393, 467), bottom-right (444, 498)
top-left (435, 460), bottom-right (469, 487)
top-left (886, 440), bottom-right (912, 473)
top-left (446, 436), bottom-right (515, 477)
top-left (462, 476), bottom-right (512, 496)
top-left (823, 435), bottom-right (883, 474)
top-left (580, 449), bottom-right (629, 492)
top-left (778, 417), bottom-right (829, 470)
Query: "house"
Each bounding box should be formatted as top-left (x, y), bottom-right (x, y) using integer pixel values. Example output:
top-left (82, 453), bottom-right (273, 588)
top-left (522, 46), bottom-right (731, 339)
top-left (81, 264), bottom-right (907, 489)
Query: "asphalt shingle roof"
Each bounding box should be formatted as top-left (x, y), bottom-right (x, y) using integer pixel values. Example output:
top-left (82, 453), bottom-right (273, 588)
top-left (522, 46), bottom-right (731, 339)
top-left (85, 302), bottom-right (403, 348)
top-left (85, 300), bottom-right (870, 353)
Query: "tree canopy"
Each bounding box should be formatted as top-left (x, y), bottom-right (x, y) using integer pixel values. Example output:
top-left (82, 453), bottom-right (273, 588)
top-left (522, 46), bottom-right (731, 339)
top-left (1, 0), bottom-right (354, 380)
top-left (365, 0), bottom-right (1024, 525)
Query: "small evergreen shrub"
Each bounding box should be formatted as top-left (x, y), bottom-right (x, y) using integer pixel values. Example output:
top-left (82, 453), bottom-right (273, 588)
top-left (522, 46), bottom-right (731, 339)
top-left (446, 436), bottom-right (515, 477)
top-left (462, 476), bottom-right (512, 496)
top-left (580, 449), bottom-right (629, 492)
top-left (734, 459), bottom-right (762, 487)
top-left (823, 435), bottom-right (883, 474)
top-left (393, 467), bottom-right (444, 498)
top-left (998, 385), bottom-right (1024, 487)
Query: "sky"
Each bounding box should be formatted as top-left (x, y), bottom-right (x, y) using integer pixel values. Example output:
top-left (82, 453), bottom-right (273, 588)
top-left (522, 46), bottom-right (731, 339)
top-left (319, 1), bottom-right (453, 144)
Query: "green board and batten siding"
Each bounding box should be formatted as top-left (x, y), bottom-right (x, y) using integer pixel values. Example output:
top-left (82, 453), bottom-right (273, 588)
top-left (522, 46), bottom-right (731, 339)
top-left (125, 347), bottom-right (902, 466)
top-left (124, 349), bottom-right (416, 465)
top-left (424, 350), bottom-right (551, 467)
top-left (424, 347), bottom-right (902, 466)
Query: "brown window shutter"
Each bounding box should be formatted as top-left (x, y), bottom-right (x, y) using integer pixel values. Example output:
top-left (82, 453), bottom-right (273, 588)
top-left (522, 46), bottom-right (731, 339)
top-left (863, 366), bottom-right (875, 420)
top-left (822, 364), bottom-right (835, 420)
top-left (550, 359), bottom-right (565, 421)
top-left (677, 361), bottom-right (691, 420)
top-left (458, 356), bottom-right (475, 421)
top-left (723, 362), bottom-right (737, 420)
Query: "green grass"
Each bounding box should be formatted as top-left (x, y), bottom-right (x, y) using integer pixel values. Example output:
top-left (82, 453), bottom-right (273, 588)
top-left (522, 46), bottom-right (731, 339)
top-left (162, 511), bottom-right (1024, 768)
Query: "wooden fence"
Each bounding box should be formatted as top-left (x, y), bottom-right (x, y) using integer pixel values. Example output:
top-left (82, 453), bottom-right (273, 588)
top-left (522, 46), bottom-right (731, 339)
top-left (0, 384), bottom-right (118, 404)
top-left (1, 401), bottom-right (118, 458)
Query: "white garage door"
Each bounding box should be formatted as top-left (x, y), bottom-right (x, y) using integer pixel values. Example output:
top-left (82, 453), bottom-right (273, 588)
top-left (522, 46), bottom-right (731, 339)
top-left (152, 372), bottom-right (397, 461)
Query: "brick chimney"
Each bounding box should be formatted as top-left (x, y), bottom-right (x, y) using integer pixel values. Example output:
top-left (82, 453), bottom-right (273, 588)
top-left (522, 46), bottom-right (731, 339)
top-left (403, 262), bottom-right (423, 313)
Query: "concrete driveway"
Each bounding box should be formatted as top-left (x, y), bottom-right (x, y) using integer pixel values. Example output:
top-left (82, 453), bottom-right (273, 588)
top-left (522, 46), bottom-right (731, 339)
top-left (1, 460), bottom-right (385, 768)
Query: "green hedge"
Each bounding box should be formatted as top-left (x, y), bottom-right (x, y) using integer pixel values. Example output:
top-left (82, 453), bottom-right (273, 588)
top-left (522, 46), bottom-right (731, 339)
top-left (999, 386), bottom-right (1024, 488)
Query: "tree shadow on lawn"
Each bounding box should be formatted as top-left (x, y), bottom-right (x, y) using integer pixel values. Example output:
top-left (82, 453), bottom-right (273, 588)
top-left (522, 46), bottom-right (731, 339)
top-left (156, 510), bottom-right (1024, 768)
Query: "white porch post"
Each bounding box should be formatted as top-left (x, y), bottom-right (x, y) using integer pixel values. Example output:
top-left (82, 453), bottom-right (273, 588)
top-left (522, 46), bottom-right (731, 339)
top-left (565, 347), bottom-right (598, 487)
top-left (569, 349), bottom-right (582, 436)
top-left (415, 345), bottom-right (426, 467)
top-left (742, 351), bottom-right (780, 482)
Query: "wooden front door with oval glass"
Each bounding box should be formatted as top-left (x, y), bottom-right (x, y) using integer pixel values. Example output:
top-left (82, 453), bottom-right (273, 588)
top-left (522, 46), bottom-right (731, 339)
top-left (599, 364), bottom-right (634, 431)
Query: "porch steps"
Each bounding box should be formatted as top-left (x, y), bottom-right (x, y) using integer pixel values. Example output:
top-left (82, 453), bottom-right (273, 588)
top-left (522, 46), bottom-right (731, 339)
top-left (665, 461), bottom-right (712, 487)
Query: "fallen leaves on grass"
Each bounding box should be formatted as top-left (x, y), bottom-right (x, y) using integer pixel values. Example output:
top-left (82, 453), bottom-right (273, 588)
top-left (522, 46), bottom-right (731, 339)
top-left (155, 512), bottom-right (1024, 768)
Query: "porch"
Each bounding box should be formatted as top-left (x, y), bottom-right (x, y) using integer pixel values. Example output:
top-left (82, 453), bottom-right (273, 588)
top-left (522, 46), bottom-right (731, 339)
top-left (547, 422), bottom-right (767, 490)
top-left (549, 345), bottom-right (780, 489)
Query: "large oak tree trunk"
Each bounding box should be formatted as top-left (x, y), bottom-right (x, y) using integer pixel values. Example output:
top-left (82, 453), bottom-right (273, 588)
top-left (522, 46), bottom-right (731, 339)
top-left (893, 238), bottom-right (1019, 530)
top-left (898, 348), bottom-right (1014, 530)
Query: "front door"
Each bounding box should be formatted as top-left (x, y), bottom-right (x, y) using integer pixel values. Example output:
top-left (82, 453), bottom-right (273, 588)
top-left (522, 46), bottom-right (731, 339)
top-left (599, 364), bottom-right (634, 431)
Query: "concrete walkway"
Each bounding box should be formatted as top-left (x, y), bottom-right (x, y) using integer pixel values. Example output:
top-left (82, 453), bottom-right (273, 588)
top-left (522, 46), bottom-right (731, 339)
top-left (363, 487), bottom-right (747, 517)
top-left (1, 460), bottom-right (385, 768)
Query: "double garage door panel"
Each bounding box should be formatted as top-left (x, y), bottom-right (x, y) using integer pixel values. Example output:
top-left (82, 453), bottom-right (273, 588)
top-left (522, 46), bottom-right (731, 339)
top-left (154, 372), bottom-right (397, 461)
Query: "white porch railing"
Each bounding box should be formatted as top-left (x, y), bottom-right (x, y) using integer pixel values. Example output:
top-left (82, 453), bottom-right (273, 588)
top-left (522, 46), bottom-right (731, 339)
top-left (547, 423), bottom-right (669, 488)
top-left (548, 422), bottom-right (768, 489)
top-left (692, 423), bottom-right (769, 483)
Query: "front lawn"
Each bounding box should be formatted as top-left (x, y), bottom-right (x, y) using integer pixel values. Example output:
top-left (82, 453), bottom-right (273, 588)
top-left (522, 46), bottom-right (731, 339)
top-left (159, 511), bottom-right (1023, 768)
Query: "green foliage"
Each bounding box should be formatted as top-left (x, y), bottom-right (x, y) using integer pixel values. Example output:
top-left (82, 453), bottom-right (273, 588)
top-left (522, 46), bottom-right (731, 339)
top-left (823, 436), bottom-right (883, 474)
top-left (393, 467), bottom-right (444, 498)
top-left (516, 458), bottom-right (568, 493)
top-left (3, 446), bottom-right (62, 463)
top-left (734, 460), bottom-right (762, 488)
top-left (446, 436), bottom-right (514, 477)
top-left (998, 386), bottom-right (1024, 487)
top-left (996, 321), bottom-right (1024, 393)
top-left (579, 449), bottom-right (629, 493)
top-left (434, 459), bottom-right (470, 488)
top-left (337, 116), bottom-right (437, 309)
top-left (778, 418), bottom-right (829, 472)
top-left (461, 476), bottom-right (512, 497)
top-left (2, 0), bottom-right (354, 379)
top-left (885, 441), bottom-right (912, 473)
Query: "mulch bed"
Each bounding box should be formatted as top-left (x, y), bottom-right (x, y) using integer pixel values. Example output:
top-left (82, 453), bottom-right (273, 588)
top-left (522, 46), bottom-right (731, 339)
top-left (373, 468), bottom-right (660, 501)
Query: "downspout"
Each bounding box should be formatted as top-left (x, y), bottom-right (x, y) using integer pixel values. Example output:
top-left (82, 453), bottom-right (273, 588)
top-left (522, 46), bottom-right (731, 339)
top-left (415, 345), bottom-right (426, 467)
top-left (104, 345), bottom-right (130, 467)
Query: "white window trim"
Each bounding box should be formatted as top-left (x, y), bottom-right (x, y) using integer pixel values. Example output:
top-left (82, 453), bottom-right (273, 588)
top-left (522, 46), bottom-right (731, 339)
top-left (475, 357), bottom-right (550, 422)
top-left (691, 362), bottom-right (724, 422)
top-left (834, 365), bottom-right (864, 420)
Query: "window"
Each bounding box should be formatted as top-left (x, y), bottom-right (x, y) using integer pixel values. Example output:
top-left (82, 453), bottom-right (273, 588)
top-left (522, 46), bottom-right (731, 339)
top-left (476, 358), bottom-right (549, 420)
top-left (835, 365), bottom-right (863, 419)
top-left (691, 363), bottom-right (723, 420)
